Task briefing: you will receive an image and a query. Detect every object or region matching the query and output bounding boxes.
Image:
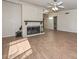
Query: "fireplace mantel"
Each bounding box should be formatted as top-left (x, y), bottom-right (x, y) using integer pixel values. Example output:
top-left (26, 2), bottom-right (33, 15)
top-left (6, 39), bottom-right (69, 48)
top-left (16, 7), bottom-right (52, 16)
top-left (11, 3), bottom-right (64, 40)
top-left (24, 21), bottom-right (43, 25)
top-left (24, 21), bottom-right (43, 22)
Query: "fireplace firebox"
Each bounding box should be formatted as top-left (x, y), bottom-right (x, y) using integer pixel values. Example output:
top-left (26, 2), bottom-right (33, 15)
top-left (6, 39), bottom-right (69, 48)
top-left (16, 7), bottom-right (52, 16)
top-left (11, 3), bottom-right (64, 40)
top-left (27, 26), bottom-right (40, 35)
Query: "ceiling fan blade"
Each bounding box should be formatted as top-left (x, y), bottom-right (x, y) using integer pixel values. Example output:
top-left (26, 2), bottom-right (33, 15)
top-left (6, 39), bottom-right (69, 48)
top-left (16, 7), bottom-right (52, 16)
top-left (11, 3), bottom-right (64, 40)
top-left (44, 9), bottom-right (49, 13)
top-left (41, 9), bottom-right (49, 14)
top-left (57, 1), bottom-right (63, 5)
top-left (48, 2), bottom-right (54, 6)
top-left (58, 6), bottom-right (64, 8)
top-left (54, 0), bottom-right (57, 2)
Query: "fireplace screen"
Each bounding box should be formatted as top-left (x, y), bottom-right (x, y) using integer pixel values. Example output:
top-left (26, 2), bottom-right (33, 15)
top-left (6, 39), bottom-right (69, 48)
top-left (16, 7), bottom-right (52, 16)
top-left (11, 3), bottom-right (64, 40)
top-left (27, 26), bottom-right (40, 35)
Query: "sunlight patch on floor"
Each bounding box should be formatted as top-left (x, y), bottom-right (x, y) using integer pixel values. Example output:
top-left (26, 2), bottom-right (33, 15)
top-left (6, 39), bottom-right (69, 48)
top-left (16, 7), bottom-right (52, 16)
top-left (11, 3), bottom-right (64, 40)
top-left (8, 38), bottom-right (32, 59)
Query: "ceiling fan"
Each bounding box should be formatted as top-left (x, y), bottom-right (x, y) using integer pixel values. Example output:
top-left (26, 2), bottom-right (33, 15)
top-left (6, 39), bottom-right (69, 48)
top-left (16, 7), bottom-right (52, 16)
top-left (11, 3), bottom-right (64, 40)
top-left (43, 0), bottom-right (64, 13)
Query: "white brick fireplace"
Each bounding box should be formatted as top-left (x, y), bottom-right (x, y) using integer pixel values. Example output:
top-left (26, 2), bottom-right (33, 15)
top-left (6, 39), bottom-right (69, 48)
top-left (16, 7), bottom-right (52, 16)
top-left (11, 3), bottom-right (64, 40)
top-left (22, 21), bottom-right (44, 37)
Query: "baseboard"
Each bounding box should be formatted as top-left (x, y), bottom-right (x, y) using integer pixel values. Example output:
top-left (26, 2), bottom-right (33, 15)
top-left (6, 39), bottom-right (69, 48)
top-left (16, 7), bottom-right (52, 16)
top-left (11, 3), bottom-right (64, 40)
top-left (2, 35), bottom-right (15, 38)
top-left (57, 30), bottom-right (77, 34)
top-left (45, 29), bottom-right (77, 34)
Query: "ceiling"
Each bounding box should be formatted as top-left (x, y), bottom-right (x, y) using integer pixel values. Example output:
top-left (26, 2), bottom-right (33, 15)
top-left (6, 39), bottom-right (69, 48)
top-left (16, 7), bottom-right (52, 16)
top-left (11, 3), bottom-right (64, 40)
top-left (20, 0), bottom-right (77, 10)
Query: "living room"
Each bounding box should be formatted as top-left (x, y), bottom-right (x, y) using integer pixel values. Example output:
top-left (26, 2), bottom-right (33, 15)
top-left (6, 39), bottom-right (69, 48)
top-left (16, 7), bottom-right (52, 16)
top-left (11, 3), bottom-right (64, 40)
top-left (2, 0), bottom-right (77, 59)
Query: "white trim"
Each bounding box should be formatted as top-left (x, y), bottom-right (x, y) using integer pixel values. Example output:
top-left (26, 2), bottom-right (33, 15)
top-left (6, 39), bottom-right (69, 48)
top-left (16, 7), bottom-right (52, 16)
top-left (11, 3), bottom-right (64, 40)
top-left (57, 29), bottom-right (77, 33)
top-left (2, 35), bottom-right (15, 38)
top-left (27, 32), bottom-right (45, 37)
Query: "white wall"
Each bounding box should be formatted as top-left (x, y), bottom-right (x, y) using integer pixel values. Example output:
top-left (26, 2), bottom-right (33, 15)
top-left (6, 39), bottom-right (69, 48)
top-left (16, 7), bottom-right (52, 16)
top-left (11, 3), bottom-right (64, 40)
top-left (22, 3), bottom-right (43, 21)
top-left (2, 0), bottom-right (43, 37)
top-left (45, 9), bottom-right (77, 33)
top-left (57, 9), bottom-right (77, 33)
top-left (2, 1), bottom-right (21, 37)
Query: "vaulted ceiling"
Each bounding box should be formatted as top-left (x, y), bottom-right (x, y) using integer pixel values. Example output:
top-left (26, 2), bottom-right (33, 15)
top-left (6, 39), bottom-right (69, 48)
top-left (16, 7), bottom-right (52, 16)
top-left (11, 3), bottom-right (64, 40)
top-left (20, 0), bottom-right (77, 10)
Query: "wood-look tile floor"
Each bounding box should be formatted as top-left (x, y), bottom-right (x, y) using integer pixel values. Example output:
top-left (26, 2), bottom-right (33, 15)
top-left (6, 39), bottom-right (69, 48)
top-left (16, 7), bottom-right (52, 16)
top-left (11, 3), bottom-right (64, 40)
top-left (2, 30), bottom-right (77, 59)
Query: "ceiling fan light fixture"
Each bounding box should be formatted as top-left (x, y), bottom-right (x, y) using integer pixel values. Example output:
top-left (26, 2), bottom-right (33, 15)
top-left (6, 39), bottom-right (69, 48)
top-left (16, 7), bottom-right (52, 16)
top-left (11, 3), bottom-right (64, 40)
top-left (52, 8), bottom-right (55, 11)
top-left (52, 7), bottom-right (58, 11)
top-left (55, 7), bottom-right (58, 10)
top-left (42, 0), bottom-right (64, 13)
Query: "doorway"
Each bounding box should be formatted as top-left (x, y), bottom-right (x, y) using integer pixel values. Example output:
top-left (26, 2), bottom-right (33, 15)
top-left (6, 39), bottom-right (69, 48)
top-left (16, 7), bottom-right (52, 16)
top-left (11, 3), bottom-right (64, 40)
top-left (43, 14), bottom-right (49, 30)
top-left (53, 16), bottom-right (57, 30)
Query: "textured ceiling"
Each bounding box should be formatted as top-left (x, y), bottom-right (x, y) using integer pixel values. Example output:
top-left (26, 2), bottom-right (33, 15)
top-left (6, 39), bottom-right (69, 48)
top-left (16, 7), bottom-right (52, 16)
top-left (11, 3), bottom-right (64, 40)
top-left (20, 0), bottom-right (77, 10)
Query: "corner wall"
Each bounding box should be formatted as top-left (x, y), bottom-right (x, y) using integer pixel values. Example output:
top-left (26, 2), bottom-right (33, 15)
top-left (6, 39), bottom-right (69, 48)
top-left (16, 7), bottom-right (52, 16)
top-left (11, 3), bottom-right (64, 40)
top-left (2, 0), bottom-right (43, 37)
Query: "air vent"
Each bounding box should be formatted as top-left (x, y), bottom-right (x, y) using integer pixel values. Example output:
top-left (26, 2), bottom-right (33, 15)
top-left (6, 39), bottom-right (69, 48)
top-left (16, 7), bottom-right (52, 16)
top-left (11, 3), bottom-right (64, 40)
top-left (65, 12), bottom-right (70, 14)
